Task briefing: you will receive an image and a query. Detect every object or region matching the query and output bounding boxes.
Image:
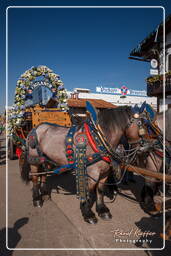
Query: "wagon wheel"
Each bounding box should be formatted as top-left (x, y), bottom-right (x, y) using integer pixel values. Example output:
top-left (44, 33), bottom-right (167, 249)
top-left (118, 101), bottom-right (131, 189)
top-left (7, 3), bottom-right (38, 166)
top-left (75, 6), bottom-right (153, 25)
top-left (8, 137), bottom-right (16, 160)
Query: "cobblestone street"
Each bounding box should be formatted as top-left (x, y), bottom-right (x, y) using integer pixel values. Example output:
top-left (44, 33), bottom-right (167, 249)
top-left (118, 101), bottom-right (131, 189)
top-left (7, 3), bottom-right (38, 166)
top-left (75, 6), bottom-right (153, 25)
top-left (0, 135), bottom-right (170, 255)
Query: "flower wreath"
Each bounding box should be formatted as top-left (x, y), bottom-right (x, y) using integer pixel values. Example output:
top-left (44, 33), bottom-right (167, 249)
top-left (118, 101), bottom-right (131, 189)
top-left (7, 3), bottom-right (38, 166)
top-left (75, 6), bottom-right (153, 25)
top-left (8, 65), bottom-right (68, 134)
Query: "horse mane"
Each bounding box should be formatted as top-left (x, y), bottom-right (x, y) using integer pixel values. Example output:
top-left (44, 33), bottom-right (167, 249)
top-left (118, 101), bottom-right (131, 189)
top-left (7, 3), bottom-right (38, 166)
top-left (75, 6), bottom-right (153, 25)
top-left (98, 106), bottom-right (132, 138)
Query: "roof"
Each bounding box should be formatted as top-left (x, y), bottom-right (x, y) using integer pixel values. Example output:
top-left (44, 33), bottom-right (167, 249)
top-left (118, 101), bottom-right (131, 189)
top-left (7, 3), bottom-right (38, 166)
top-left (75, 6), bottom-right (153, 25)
top-left (67, 98), bottom-right (117, 109)
top-left (74, 88), bottom-right (91, 92)
top-left (129, 14), bottom-right (171, 60)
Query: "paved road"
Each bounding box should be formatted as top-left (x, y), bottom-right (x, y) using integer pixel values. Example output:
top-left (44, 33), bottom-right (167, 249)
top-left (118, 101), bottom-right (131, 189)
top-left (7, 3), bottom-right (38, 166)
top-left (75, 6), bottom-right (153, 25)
top-left (0, 135), bottom-right (171, 256)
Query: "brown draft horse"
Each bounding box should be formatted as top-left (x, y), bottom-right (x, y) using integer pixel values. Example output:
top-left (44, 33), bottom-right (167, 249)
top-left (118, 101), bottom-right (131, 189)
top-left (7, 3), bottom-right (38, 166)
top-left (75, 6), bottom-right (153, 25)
top-left (20, 105), bottom-right (162, 224)
top-left (150, 109), bottom-right (171, 240)
top-left (139, 109), bottom-right (171, 215)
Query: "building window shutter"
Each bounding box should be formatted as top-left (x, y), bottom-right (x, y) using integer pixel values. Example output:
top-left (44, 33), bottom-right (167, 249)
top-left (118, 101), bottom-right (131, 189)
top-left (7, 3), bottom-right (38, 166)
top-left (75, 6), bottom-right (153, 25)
top-left (168, 54), bottom-right (171, 71)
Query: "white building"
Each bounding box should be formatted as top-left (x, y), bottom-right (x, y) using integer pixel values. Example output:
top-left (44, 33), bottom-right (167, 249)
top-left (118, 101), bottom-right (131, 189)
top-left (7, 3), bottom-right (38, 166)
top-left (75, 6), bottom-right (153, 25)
top-left (68, 88), bottom-right (157, 108)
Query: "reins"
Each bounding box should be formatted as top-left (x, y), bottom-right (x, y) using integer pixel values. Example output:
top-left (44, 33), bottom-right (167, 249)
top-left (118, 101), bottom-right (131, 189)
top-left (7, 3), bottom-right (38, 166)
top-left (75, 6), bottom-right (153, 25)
top-left (28, 105), bottom-right (167, 187)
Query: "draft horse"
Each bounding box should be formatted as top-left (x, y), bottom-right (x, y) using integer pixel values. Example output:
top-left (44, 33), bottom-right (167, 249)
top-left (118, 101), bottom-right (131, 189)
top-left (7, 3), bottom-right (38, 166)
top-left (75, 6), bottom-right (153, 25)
top-left (138, 108), bottom-right (171, 214)
top-left (20, 103), bottom-right (162, 223)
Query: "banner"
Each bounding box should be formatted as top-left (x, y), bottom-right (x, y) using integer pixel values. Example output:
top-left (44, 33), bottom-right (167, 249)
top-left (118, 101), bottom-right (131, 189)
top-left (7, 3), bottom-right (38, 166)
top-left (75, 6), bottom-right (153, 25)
top-left (96, 86), bottom-right (147, 97)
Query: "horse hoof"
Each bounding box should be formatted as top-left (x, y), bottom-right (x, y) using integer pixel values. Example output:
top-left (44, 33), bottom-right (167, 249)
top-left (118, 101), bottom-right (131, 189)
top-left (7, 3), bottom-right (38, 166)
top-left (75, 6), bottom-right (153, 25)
top-left (42, 194), bottom-right (50, 201)
top-left (33, 200), bottom-right (43, 207)
top-left (84, 216), bottom-right (98, 224)
top-left (99, 212), bottom-right (112, 220)
top-left (140, 201), bottom-right (158, 216)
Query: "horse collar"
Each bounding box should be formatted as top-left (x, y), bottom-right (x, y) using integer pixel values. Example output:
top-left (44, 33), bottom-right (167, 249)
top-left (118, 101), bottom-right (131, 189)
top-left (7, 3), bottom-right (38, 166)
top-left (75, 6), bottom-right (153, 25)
top-left (84, 122), bottom-right (111, 163)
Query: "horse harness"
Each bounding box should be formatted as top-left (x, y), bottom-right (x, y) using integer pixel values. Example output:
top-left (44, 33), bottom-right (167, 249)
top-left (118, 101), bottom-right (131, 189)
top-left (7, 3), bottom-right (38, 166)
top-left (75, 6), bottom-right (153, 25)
top-left (26, 107), bottom-right (165, 202)
top-left (125, 109), bottom-right (165, 156)
top-left (26, 119), bottom-right (123, 202)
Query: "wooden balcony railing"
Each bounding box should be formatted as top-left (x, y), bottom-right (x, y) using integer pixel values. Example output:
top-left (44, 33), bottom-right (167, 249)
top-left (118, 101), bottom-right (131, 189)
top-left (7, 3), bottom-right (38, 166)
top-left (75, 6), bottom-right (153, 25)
top-left (147, 74), bottom-right (171, 96)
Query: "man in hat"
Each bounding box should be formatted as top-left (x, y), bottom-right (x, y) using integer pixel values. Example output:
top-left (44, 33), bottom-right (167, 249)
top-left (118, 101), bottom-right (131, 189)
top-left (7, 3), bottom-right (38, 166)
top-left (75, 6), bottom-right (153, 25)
top-left (25, 87), bottom-right (33, 107)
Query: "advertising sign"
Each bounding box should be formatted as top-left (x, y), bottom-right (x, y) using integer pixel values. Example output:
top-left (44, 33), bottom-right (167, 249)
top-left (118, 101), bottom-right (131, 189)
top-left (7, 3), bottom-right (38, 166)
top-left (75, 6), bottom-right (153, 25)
top-left (121, 86), bottom-right (128, 95)
top-left (96, 87), bottom-right (120, 94)
top-left (96, 86), bottom-right (147, 96)
top-left (150, 69), bottom-right (159, 75)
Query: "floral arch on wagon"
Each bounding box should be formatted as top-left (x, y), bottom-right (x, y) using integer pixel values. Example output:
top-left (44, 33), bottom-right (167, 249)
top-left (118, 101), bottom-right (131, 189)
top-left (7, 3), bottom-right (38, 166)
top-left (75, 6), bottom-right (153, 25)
top-left (8, 65), bottom-right (68, 134)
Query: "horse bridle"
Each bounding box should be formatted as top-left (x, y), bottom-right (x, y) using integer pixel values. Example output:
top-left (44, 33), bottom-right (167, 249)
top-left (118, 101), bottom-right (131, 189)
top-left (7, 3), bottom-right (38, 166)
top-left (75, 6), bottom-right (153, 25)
top-left (87, 108), bottom-right (164, 168)
top-left (88, 110), bottom-right (148, 160)
top-left (87, 118), bottom-right (122, 163)
top-left (125, 110), bottom-right (149, 147)
top-left (125, 111), bottom-right (165, 167)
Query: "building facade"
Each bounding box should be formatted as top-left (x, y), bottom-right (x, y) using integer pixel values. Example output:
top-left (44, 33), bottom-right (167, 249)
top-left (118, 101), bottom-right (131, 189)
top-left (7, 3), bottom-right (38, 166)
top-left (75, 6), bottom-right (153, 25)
top-left (68, 88), bottom-right (157, 109)
top-left (129, 14), bottom-right (171, 112)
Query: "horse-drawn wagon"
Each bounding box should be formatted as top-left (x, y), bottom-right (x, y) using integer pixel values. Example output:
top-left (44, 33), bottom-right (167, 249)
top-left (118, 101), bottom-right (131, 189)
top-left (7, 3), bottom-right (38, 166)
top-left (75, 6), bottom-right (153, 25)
top-left (8, 65), bottom-right (171, 239)
top-left (7, 65), bottom-right (117, 160)
top-left (8, 104), bottom-right (72, 160)
top-left (20, 98), bottom-right (170, 221)
top-left (7, 65), bottom-right (70, 160)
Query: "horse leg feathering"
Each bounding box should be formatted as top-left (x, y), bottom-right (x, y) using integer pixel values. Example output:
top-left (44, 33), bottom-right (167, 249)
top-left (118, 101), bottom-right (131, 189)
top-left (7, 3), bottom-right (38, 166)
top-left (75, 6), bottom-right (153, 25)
top-left (40, 174), bottom-right (51, 201)
top-left (31, 165), bottom-right (43, 207)
top-left (80, 191), bottom-right (97, 224)
top-left (96, 176), bottom-right (112, 220)
top-left (139, 152), bottom-right (163, 215)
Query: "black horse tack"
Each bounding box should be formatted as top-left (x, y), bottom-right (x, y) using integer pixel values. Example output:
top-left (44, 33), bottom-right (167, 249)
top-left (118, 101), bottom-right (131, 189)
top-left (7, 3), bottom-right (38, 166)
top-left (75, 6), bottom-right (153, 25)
top-left (20, 100), bottom-right (168, 225)
top-left (26, 119), bottom-right (119, 195)
top-left (26, 101), bottom-right (164, 207)
top-left (26, 114), bottom-right (122, 202)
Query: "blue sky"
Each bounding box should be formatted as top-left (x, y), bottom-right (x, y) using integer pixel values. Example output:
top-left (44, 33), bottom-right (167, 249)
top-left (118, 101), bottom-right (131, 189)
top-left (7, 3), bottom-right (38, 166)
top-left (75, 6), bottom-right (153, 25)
top-left (1, 0), bottom-right (171, 112)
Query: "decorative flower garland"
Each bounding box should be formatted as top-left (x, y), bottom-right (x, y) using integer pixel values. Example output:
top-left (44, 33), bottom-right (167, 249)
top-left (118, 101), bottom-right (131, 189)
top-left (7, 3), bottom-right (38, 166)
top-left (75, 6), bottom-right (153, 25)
top-left (146, 71), bottom-right (171, 84)
top-left (8, 65), bottom-right (68, 134)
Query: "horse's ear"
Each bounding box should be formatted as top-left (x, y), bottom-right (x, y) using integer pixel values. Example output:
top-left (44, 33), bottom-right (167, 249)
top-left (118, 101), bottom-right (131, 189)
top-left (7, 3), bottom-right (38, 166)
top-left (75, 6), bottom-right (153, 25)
top-left (86, 101), bottom-right (98, 123)
top-left (139, 101), bottom-right (146, 113)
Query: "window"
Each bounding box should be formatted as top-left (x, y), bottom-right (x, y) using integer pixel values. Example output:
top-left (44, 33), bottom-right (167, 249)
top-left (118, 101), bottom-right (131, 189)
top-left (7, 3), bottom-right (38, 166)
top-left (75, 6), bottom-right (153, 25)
top-left (168, 54), bottom-right (171, 71)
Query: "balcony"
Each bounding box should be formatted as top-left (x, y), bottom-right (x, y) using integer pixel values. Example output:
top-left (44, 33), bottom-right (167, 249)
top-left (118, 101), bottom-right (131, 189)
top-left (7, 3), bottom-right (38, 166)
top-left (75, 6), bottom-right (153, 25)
top-left (147, 73), bottom-right (171, 97)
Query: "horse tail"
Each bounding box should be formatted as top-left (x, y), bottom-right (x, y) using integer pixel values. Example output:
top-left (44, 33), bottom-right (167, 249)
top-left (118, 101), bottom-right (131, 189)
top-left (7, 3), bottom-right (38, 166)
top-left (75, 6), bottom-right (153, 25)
top-left (20, 150), bottom-right (31, 184)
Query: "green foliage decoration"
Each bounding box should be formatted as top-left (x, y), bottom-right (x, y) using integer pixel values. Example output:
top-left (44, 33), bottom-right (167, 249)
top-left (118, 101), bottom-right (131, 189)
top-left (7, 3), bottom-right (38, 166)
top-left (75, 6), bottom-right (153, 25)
top-left (8, 65), bottom-right (68, 135)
